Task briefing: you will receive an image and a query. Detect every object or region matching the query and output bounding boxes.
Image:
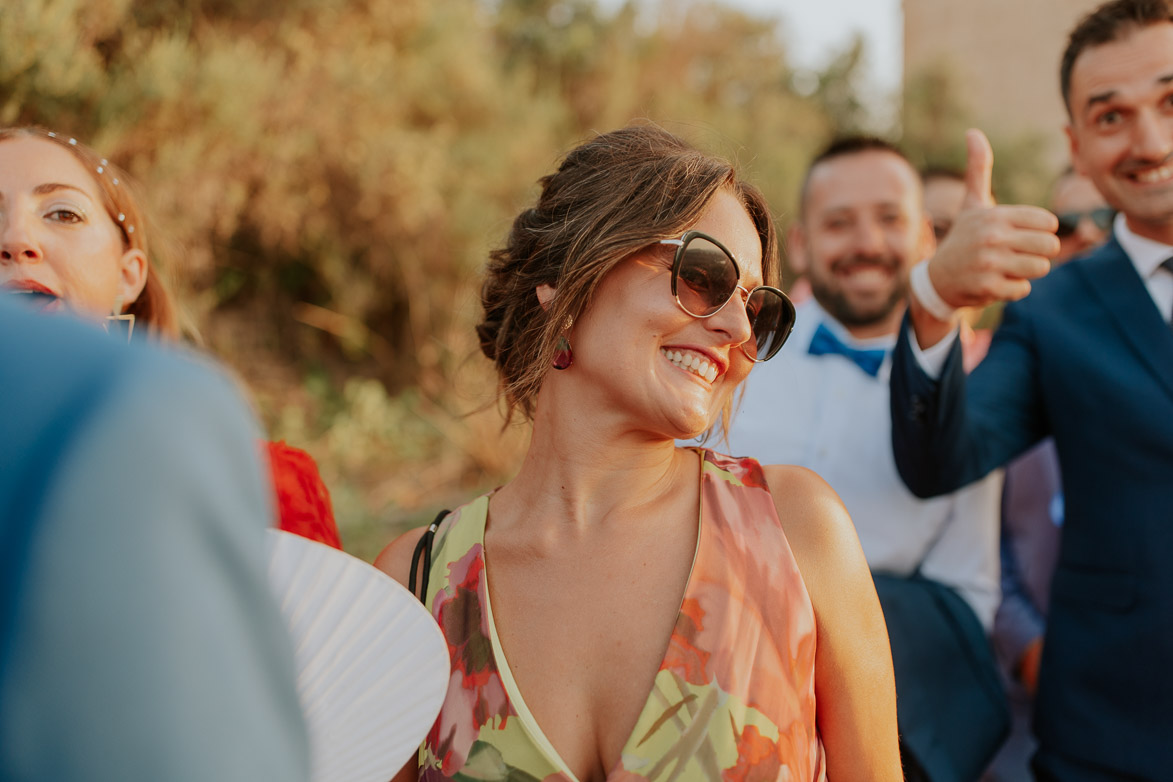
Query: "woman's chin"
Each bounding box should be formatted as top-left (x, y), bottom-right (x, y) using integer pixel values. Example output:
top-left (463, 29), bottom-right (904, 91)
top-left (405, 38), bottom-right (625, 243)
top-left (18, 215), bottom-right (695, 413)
top-left (661, 407), bottom-right (719, 443)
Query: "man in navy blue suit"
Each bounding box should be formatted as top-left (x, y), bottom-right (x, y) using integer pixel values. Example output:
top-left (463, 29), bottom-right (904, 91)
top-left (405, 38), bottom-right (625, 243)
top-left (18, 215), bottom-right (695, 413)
top-left (889, 1), bottom-right (1173, 780)
top-left (0, 298), bottom-right (310, 781)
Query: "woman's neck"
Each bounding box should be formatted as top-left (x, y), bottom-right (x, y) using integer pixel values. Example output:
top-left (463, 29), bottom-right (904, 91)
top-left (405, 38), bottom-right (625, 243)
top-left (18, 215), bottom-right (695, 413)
top-left (491, 386), bottom-right (696, 537)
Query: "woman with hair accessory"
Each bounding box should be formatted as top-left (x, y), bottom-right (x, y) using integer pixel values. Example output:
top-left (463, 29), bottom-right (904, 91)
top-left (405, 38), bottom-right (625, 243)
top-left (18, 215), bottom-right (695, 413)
top-left (0, 127), bottom-right (176, 339)
top-left (377, 125), bottom-right (900, 782)
top-left (0, 126), bottom-right (341, 549)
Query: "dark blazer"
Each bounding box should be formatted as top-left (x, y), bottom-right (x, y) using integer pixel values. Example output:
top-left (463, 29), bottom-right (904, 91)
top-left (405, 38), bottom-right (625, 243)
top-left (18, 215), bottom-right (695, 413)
top-left (873, 574), bottom-right (1009, 782)
top-left (0, 301), bottom-right (310, 782)
top-left (994, 439), bottom-right (1062, 674)
top-left (890, 236), bottom-right (1173, 782)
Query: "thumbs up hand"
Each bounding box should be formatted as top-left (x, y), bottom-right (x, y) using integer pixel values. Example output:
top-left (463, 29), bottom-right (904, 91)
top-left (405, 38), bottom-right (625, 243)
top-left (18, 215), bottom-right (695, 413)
top-left (925, 129), bottom-right (1059, 311)
top-left (962, 127), bottom-right (997, 210)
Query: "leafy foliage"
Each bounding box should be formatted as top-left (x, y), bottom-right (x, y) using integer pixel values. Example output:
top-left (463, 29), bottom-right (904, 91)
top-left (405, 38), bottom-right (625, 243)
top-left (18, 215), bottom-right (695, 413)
top-left (3, 0), bottom-right (1050, 558)
top-left (903, 60), bottom-right (1051, 205)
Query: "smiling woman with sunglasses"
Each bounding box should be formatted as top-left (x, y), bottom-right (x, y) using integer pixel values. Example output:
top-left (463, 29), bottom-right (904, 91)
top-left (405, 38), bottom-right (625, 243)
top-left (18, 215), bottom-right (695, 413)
top-left (378, 125), bottom-right (901, 782)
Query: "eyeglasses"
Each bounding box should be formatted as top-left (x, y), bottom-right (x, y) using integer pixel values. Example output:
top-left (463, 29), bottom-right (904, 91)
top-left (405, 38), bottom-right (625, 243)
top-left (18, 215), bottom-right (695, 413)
top-left (1054, 207), bottom-right (1114, 237)
top-left (658, 230), bottom-right (796, 362)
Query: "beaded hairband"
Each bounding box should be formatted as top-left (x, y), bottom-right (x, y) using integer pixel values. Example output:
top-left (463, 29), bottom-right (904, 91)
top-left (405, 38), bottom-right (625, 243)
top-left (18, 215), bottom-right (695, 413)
top-left (45, 131), bottom-right (135, 237)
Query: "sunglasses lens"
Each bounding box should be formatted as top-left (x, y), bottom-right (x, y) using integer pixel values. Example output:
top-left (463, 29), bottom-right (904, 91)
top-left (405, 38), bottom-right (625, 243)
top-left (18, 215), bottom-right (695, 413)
top-left (1091, 208), bottom-right (1115, 231)
top-left (745, 288), bottom-right (796, 361)
top-left (1056, 208), bottom-right (1115, 237)
top-left (1055, 213), bottom-right (1079, 237)
top-left (674, 235), bottom-right (739, 317)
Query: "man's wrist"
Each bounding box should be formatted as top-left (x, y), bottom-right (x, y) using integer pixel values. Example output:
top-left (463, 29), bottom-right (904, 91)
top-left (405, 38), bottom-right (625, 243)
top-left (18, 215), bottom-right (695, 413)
top-left (910, 260), bottom-right (958, 322)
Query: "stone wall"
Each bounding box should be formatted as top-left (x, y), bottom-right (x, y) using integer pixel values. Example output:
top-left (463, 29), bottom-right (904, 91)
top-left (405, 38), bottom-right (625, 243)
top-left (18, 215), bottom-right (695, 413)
top-left (903, 0), bottom-right (1104, 164)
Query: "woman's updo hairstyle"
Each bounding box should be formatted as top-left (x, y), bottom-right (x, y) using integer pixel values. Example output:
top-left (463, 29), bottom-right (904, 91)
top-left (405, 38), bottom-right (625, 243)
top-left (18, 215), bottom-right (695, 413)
top-left (478, 124), bottom-right (779, 421)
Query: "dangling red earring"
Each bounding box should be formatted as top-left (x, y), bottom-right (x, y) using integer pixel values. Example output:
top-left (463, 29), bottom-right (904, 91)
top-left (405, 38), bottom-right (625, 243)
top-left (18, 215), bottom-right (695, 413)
top-left (552, 334), bottom-right (573, 370)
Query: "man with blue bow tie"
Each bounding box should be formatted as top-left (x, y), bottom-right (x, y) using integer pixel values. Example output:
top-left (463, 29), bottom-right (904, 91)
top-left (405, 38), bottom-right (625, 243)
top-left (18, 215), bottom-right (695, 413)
top-left (726, 136), bottom-right (1006, 782)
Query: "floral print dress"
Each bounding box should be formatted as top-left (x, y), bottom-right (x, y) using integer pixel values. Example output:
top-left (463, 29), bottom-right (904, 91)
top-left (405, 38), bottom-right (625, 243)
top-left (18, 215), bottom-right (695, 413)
top-left (418, 449), bottom-right (826, 782)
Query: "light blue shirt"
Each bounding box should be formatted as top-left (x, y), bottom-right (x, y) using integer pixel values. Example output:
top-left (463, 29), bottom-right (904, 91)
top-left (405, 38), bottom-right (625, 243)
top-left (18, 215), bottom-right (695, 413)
top-left (0, 302), bottom-right (310, 782)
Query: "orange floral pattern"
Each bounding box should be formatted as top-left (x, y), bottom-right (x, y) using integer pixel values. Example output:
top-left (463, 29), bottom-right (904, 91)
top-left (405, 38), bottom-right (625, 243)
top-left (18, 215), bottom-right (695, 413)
top-left (417, 450), bottom-right (825, 781)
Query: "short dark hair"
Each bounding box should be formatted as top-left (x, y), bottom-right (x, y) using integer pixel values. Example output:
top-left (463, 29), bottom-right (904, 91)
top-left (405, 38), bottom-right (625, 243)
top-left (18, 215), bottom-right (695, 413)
top-left (1061, 0), bottom-right (1173, 114)
top-left (920, 166), bottom-right (965, 185)
top-left (799, 136), bottom-right (912, 217)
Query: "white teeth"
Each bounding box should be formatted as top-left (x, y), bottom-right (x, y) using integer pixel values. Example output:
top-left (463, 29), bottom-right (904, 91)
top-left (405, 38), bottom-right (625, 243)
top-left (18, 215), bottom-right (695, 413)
top-left (1135, 165), bottom-right (1173, 184)
top-left (661, 348), bottom-right (719, 382)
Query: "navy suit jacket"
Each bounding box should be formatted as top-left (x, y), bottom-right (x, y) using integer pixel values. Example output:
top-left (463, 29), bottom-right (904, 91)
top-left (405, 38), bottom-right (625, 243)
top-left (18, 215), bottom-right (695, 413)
top-left (0, 301), bottom-right (310, 781)
top-left (890, 236), bottom-right (1173, 781)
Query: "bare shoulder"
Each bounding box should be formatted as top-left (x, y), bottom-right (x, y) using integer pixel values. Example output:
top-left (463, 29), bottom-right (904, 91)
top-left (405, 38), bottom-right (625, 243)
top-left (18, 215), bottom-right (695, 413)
top-left (760, 464), bottom-right (857, 554)
top-left (761, 467), bottom-right (900, 779)
top-left (759, 463), bottom-right (873, 610)
top-left (373, 526), bottom-right (430, 588)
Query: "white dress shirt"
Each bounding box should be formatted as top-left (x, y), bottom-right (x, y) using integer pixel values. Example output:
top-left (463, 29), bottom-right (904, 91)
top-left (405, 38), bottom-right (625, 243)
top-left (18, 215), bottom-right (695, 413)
top-left (1113, 211), bottom-right (1173, 320)
top-left (724, 300), bottom-right (1002, 628)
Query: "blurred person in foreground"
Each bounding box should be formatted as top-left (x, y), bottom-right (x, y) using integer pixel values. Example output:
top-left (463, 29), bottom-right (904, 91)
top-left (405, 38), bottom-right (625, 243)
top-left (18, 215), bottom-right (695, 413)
top-left (377, 125), bottom-right (901, 782)
top-left (727, 137), bottom-right (1006, 782)
top-left (986, 168), bottom-right (1110, 782)
top-left (889, 0), bottom-right (1173, 778)
top-left (0, 296), bottom-right (310, 781)
top-left (0, 126), bottom-right (341, 549)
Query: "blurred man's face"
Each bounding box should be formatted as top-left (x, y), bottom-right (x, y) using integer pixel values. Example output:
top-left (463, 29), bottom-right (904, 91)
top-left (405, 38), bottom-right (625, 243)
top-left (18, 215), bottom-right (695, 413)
top-left (1066, 22), bottom-right (1173, 244)
top-left (923, 176), bottom-right (967, 241)
top-left (794, 150), bottom-right (933, 338)
top-left (1051, 172), bottom-right (1111, 263)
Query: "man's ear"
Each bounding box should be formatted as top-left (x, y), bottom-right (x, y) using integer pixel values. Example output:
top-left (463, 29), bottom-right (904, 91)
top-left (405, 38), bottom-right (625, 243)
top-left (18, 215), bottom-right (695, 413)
top-left (536, 283), bottom-right (556, 311)
top-left (1065, 124), bottom-right (1088, 177)
top-left (786, 223), bottom-right (809, 276)
top-left (918, 214), bottom-right (937, 258)
top-left (117, 248), bottom-right (149, 312)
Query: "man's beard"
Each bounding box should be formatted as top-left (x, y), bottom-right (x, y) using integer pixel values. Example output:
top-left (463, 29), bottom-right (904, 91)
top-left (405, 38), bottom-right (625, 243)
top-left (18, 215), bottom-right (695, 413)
top-left (808, 254), bottom-right (908, 329)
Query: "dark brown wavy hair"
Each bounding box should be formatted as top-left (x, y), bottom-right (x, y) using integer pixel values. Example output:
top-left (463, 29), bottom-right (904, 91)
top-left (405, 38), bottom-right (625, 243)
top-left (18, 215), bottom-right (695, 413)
top-left (477, 124), bottom-right (780, 422)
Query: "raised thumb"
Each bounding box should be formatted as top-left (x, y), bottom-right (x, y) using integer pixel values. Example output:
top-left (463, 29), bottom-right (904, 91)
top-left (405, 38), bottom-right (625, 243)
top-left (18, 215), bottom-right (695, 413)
top-left (963, 128), bottom-right (995, 209)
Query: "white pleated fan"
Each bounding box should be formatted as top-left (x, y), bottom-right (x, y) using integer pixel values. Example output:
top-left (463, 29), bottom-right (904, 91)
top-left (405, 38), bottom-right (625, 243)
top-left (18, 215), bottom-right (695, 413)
top-left (265, 530), bottom-right (450, 782)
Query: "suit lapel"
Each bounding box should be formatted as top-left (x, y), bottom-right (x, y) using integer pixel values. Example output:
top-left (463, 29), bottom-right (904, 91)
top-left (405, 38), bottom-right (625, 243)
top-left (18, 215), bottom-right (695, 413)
top-left (1078, 237), bottom-right (1173, 402)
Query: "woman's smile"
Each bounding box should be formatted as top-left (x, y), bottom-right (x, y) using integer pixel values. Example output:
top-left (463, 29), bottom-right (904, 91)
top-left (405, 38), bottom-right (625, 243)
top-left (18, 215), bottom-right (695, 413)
top-left (660, 346), bottom-right (721, 383)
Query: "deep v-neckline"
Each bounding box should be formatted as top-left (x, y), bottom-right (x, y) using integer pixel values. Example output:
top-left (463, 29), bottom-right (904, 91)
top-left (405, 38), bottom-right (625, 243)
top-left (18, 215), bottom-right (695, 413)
top-left (476, 450), bottom-right (707, 782)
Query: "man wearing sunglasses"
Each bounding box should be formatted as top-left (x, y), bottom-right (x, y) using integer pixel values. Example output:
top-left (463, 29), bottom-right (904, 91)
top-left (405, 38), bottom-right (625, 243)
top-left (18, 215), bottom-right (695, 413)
top-left (891, 2), bottom-right (1173, 780)
top-left (1051, 168), bottom-right (1114, 263)
top-left (726, 136), bottom-right (1006, 782)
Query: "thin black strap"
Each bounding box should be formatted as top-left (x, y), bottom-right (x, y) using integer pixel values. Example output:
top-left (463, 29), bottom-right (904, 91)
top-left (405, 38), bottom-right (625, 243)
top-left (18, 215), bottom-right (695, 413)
top-left (408, 510), bottom-right (448, 603)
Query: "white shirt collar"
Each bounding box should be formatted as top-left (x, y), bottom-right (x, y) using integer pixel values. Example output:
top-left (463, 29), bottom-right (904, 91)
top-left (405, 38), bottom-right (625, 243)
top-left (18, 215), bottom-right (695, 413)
top-left (1113, 211), bottom-right (1173, 279)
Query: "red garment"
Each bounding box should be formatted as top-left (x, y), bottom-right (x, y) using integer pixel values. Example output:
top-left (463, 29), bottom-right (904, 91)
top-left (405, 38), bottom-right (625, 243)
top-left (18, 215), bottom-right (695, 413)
top-left (266, 441), bottom-right (342, 549)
